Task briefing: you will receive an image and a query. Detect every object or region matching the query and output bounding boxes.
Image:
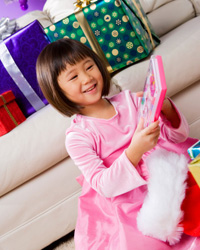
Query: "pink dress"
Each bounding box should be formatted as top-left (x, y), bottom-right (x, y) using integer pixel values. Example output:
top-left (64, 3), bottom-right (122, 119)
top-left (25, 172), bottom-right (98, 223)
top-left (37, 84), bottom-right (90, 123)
top-left (65, 90), bottom-right (200, 250)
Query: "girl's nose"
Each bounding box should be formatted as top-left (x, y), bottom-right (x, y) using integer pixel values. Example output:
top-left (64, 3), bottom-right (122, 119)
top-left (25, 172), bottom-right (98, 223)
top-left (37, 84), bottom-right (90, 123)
top-left (81, 71), bottom-right (92, 84)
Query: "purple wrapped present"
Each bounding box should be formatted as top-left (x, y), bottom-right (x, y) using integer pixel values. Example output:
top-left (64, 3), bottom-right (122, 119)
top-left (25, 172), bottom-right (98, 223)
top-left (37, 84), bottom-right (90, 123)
top-left (0, 20), bottom-right (50, 117)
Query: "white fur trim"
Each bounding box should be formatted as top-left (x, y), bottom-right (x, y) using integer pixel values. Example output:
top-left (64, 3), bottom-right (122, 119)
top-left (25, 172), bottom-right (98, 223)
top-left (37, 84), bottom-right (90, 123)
top-left (137, 148), bottom-right (188, 245)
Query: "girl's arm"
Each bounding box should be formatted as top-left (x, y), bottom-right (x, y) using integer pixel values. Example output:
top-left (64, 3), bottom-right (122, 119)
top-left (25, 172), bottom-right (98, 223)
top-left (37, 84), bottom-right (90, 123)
top-left (159, 97), bottom-right (189, 143)
top-left (65, 131), bottom-right (147, 198)
top-left (161, 98), bottom-right (180, 128)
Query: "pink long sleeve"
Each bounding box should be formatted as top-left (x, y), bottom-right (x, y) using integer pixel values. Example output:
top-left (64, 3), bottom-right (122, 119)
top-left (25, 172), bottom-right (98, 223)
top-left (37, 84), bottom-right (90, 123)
top-left (159, 98), bottom-right (189, 143)
top-left (65, 130), bottom-right (147, 198)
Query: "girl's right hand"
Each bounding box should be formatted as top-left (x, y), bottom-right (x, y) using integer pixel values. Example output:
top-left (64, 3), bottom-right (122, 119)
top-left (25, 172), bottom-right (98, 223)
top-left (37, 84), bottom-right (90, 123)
top-left (126, 119), bottom-right (160, 166)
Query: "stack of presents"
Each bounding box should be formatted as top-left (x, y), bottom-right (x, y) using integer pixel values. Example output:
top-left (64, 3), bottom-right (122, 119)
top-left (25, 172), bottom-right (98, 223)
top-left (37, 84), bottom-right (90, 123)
top-left (0, 0), bottom-right (199, 186)
top-left (0, 0), bottom-right (159, 135)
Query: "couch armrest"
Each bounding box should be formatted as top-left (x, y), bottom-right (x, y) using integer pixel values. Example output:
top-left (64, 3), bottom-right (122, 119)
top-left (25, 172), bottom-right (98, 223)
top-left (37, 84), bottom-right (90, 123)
top-left (147, 0), bottom-right (195, 37)
top-left (190, 0), bottom-right (200, 15)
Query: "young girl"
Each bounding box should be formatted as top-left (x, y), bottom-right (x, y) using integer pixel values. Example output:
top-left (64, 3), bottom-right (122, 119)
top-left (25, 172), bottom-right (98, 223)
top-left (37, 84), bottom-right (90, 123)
top-left (36, 38), bottom-right (200, 249)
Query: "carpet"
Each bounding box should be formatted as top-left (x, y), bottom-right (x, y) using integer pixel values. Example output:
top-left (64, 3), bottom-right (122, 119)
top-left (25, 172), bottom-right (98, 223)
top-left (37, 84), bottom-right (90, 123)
top-left (43, 231), bottom-right (75, 250)
top-left (53, 237), bottom-right (75, 250)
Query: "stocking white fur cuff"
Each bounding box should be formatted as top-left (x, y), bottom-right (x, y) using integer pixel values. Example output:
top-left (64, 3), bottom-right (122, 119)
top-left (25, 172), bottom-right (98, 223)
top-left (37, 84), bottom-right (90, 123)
top-left (137, 148), bottom-right (188, 245)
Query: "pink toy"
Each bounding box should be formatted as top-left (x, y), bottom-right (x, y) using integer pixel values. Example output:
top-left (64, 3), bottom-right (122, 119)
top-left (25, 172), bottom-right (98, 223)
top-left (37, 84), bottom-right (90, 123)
top-left (138, 55), bottom-right (167, 127)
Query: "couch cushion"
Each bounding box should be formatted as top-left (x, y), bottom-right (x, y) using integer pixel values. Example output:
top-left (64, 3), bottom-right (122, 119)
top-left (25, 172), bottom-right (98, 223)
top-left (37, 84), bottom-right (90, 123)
top-left (0, 104), bottom-right (71, 196)
top-left (113, 16), bottom-right (200, 97)
top-left (171, 80), bottom-right (200, 139)
top-left (190, 0), bottom-right (200, 16)
top-left (43, 0), bottom-right (74, 23)
top-left (147, 0), bottom-right (195, 37)
top-left (16, 10), bottom-right (52, 29)
top-left (140, 0), bottom-right (173, 13)
top-left (0, 156), bottom-right (81, 250)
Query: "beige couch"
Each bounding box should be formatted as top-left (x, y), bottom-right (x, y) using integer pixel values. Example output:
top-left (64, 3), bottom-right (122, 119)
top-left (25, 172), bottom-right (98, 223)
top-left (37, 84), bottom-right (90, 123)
top-left (0, 0), bottom-right (200, 249)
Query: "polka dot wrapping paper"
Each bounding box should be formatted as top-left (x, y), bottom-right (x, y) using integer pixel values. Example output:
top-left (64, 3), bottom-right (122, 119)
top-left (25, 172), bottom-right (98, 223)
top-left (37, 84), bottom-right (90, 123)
top-left (44, 0), bottom-right (160, 73)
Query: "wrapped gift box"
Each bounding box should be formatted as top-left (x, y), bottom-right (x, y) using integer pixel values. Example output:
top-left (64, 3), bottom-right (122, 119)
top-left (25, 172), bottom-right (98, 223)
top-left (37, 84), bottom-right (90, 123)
top-left (0, 90), bottom-right (26, 136)
top-left (188, 140), bottom-right (200, 160)
top-left (44, 0), bottom-right (160, 72)
top-left (188, 154), bottom-right (200, 188)
top-left (0, 20), bottom-right (50, 117)
top-left (44, 12), bottom-right (92, 48)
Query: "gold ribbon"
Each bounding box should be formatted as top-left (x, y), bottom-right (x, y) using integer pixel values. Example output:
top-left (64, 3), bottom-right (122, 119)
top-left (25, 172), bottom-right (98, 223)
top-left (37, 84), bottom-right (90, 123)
top-left (0, 94), bottom-right (18, 127)
top-left (74, 0), bottom-right (96, 11)
top-left (75, 10), bottom-right (113, 73)
top-left (131, 0), bottom-right (155, 49)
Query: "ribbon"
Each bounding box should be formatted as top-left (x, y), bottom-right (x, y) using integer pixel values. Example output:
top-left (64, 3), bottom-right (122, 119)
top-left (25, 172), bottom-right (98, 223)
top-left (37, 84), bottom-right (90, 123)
top-left (0, 17), bottom-right (16, 40)
top-left (75, 10), bottom-right (113, 73)
top-left (131, 0), bottom-right (155, 49)
top-left (74, 0), bottom-right (96, 11)
top-left (0, 94), bottom-right (18, 127)
top-left (0, 41), bottom-right (45, 111)
top-left (74, 0), bottom-right (113, 72)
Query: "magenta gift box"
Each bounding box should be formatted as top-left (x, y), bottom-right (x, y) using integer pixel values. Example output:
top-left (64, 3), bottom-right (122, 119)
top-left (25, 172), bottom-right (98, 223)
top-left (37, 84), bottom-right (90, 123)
top-left (0, 20), bottom-right (50, 117)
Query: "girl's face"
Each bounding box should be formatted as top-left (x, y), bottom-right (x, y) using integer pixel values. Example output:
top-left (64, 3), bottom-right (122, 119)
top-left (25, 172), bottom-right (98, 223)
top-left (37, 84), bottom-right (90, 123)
top-left (58, 57), bottom-right (104, 109)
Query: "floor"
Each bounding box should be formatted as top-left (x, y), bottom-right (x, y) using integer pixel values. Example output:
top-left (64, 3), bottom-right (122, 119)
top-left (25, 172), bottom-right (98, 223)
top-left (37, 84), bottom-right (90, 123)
top-left (42, 231), bottom-right (75, 250)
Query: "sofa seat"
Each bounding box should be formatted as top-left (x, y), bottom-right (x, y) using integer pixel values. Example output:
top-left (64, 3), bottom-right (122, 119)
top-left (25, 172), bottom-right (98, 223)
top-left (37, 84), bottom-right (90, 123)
top-left (0, 156), bottom-right (81, 250)
top-left (1, 0), bottom-right (200, 249)
top-left (0, 105), bottom-right (72, 197)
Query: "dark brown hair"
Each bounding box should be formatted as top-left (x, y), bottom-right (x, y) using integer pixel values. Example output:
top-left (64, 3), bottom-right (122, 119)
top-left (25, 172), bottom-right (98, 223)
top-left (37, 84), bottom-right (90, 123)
top-left (36, 38), bottom-right (111, 117)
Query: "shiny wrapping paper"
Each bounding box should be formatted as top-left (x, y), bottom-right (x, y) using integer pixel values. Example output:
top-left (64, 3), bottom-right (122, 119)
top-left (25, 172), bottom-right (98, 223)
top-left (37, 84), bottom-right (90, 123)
top-left (0, 90), bottom-right (26, 136)
top-left (188, 154), bottom-right (200, 188)
top-left (0, 20), bottom-right (50, 117)
top-left (188, 140), bottom-right (200, 160)
top-left (44, 0), bottom-right (160, 73)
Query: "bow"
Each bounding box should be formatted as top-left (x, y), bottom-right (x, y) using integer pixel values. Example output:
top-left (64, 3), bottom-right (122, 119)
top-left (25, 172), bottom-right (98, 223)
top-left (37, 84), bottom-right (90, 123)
top-left (74, 0), bottom-right (96, 11)
top-left (0, 17), bottom-right (16, 40)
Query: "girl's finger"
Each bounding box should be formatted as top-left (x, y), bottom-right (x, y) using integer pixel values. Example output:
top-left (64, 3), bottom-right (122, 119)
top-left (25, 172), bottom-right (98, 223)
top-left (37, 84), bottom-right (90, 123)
top-left (136, 118), bottom-right (144, 132)
top-left (136, 91), bottom-right (143, 97)
top-left (145, 120), bottom-right (160, 134)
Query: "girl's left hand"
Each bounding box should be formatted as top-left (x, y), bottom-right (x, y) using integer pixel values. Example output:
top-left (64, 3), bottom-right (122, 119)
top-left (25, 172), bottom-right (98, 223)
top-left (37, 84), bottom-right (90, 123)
top-left (136, 91), bottom-right (143, 98)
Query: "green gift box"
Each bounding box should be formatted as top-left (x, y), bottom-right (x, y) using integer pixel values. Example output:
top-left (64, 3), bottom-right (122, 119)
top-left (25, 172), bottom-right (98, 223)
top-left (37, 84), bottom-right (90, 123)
top-left (44, 0), bottom-right (160, 73)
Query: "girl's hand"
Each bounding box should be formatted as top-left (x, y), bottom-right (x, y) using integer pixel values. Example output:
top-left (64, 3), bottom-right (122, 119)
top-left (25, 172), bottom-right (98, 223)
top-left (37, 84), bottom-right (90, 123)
top-left (126, 119), bottom-right (160, 166)
top-left (136, 91), bottom-right (143, 98)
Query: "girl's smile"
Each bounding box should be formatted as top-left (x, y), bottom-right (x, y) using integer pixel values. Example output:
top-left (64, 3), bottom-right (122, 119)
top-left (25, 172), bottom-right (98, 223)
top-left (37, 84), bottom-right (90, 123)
top-left (83, 83), bottom-right (97, 93)
top-left (58, 57), bottom-right (104, 113)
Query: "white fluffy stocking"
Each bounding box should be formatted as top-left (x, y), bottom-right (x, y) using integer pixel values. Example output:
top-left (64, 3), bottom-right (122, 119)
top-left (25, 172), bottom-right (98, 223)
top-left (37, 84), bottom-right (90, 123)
top-left (137, 148), bottom-right (188, 245)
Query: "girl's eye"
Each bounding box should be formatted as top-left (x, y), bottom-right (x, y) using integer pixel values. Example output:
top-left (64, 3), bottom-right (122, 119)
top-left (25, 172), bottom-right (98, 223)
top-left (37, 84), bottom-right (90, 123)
top-left (87, 65), bottom-right (93, 70)
top-left (70, 75), bottom-right (78, 81)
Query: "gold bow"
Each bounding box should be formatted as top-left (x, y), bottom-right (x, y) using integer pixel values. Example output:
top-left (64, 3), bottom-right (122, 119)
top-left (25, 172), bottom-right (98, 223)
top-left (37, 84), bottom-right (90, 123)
top-left (74, 0), bottom-right (96, 11)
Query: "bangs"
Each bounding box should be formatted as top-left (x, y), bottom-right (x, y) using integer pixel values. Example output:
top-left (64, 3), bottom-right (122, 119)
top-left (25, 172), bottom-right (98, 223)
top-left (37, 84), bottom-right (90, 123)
top-left (51, 39), bottom-right (94, 77)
